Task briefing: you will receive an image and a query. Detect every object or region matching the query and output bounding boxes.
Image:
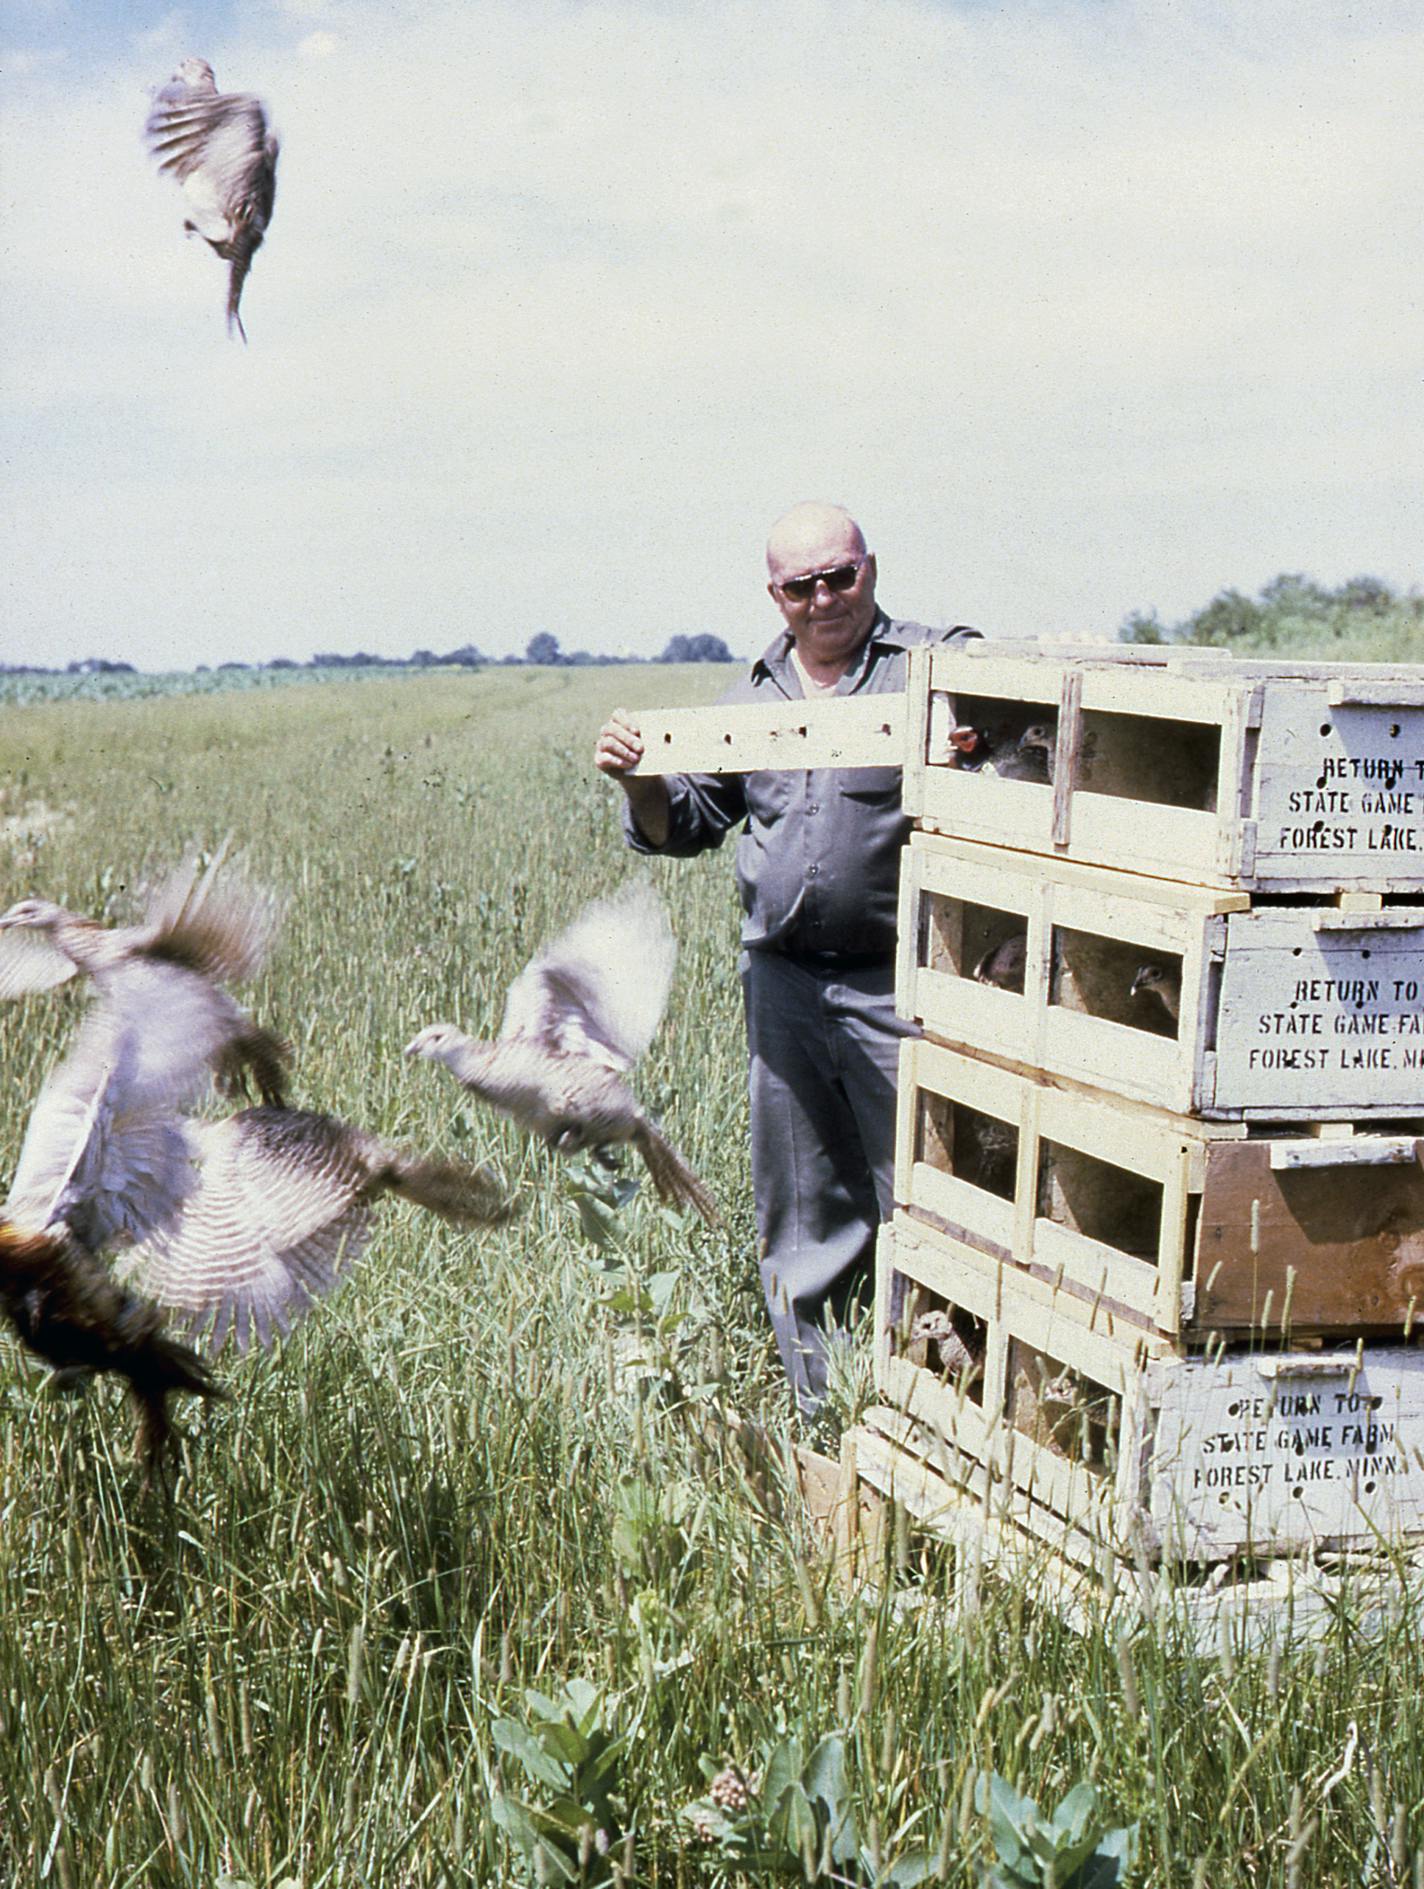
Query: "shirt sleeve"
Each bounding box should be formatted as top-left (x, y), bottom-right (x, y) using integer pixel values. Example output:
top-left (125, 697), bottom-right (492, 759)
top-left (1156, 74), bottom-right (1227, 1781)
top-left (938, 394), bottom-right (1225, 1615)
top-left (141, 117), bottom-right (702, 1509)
top-left (621, 768), bottom-right (750, 858)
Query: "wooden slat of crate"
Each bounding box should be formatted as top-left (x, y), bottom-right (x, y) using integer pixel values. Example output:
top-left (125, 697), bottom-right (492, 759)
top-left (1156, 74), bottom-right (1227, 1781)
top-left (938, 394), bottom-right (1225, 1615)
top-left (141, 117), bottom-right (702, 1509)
top-left (1144, 1349), bottom-right (1424, 1561)
top-left (1193, 1138), bottom-right (1424, 1332)
top-left (906, 644), bottom-right (1424, 893)
top-left (850, 1408), bottom-right (1424, 1646)
top-left (875, 1220), bottom-right (1424, 1563)
top-left (896, 1036), bottom-right (1197, 1331)
top-left (898, 831), bottom-right (1424, 1120)
top-left (897, 832), bottom-right (1240, 1118)
top-left (897, 1037), bottom-right (1424, 1338)
top-left (626, 694), bottom-right (904, 775)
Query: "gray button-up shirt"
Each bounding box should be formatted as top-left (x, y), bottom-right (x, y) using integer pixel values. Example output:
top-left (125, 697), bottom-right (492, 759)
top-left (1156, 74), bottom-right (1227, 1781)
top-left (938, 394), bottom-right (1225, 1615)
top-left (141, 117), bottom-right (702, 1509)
top-left (624, 612), bottom-right (980, 958)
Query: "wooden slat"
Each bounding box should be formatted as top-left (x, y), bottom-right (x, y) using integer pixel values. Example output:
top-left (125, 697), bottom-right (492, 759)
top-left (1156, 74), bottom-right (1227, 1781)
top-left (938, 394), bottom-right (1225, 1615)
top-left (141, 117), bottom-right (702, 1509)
top-left (628, 694), bottom-right (904, 774)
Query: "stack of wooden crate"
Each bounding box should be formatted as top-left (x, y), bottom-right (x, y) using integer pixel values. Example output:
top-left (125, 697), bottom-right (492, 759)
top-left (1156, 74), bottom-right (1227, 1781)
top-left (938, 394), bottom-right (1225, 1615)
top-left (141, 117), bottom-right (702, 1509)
top-left (854, 642), bottom-right (1424, 1615)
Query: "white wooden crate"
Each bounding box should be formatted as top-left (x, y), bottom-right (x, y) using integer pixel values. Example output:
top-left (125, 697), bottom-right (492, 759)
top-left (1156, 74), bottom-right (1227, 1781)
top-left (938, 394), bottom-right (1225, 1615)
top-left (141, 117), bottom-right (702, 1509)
top-left (876, 1213), bottom-right (1424, 1565)
top-left (850, 1409), bottom-right (1422, 1645)
top-left (904, 643), bottom-right (1424, 893)
top-left (898, 831), bottom-right (1424, 1120)
top-left (896, 1036), bottom-right (1424, 1338)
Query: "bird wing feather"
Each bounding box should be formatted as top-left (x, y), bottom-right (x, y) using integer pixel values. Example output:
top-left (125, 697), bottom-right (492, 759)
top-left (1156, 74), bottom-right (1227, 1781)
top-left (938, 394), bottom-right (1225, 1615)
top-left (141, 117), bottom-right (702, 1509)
top-left (118, 1109), bottom-right (379, 1353)
top-left (500, 883), bottom-right (675, 1070)
top-left (136, 846), bottom-right (282, 986)
top-left (0, 928), bottom-right (80, 999)
top-left (146, 89), bottom-right (276, 221)
top-left (3, 1018), bottom-right (198, 1249)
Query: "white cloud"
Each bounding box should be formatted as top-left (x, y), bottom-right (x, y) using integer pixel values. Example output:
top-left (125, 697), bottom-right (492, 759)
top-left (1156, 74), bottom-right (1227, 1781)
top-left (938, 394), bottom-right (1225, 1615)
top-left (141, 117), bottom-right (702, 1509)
top-left (1, 0), bottom-right (1420, 668)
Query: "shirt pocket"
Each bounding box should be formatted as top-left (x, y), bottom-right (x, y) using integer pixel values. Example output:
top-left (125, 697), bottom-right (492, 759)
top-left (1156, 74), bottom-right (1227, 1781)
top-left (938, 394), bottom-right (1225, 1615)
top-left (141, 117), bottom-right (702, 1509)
top-left (746, 770), bottom-right (797, 823)
top-left (837, 766), bottom-right (903, 804)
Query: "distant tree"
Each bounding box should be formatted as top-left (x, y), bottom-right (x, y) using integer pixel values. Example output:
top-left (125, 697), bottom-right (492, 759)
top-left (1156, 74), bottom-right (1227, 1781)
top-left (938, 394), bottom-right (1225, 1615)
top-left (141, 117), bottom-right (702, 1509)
top-left (218, 660), bottom-right (250, 670)
top-left (1181, 588), bottom-right (1266, 646)
top-left (66, 657), bottom-right (136, 674)
top-left (658, 633), bottom-right (736, 663)
top-left (267, 657), bottom-right (297, 669)
top-left (1338, 574), bottom-right (1396, 612)
top-left (525, 632), bottom-right (562, 665)
top-left (409, 648), bottom-right (440, 666)
top-left (442, 644), bottom-right (485, 667)
top-left (1117, 609), bottom-right (1166, 645)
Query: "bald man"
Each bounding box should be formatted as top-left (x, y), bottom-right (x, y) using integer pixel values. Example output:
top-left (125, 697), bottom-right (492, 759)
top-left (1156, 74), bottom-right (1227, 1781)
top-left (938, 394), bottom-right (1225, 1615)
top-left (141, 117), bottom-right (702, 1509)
top-left (595, 502), bottom-right (978, 1417)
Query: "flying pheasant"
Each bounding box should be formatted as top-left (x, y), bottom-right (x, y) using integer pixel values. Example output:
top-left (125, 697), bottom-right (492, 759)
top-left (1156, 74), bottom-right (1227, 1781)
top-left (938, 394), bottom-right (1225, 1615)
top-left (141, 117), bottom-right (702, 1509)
top-left (145, 57), bottom-right (279, 341)
top-left (118, 1106), bottom-right (514, 1354)
top-left (405, 883), bottom-right (720, 1226)
top-left (0, 847), bottom-right (288, 1107)
top-left (0, 973), bottom-right (243, 1472)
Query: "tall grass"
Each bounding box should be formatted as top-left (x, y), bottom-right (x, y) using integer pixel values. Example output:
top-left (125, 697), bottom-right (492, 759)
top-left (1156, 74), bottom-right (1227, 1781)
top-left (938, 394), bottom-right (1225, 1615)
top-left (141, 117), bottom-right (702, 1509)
top-left (1, 668), bottom-right (1422, 1886)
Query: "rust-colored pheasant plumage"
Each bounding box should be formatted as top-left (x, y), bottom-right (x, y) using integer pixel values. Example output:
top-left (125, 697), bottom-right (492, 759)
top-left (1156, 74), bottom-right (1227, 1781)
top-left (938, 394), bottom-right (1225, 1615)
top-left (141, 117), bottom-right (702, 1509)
top-left (405, 882), bottom-right (719, 1226)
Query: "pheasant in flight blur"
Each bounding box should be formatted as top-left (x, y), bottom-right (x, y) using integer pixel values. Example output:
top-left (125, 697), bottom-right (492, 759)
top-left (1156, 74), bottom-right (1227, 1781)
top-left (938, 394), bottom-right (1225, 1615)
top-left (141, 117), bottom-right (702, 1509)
top-left (405, 883), bottom-right (720, 1226)
top-left (119, 1105), bottom-right (514, 1355)
top-left (0, 845), bottom-right (289, 1107)
top-left (0, 853), bottom-right (291, 1470)
top-left (145, 56), bottom-right (279, 341)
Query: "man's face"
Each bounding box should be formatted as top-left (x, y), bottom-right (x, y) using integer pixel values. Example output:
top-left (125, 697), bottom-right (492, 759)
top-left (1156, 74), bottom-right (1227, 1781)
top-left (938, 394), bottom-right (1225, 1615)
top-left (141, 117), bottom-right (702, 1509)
top-left (766, 519), bottom-right (878, 672)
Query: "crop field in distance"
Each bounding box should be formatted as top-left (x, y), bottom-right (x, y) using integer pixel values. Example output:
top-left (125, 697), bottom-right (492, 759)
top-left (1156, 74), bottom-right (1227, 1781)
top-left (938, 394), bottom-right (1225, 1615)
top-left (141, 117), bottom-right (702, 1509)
top-left (1, 661), bottom-right (1422, 1887)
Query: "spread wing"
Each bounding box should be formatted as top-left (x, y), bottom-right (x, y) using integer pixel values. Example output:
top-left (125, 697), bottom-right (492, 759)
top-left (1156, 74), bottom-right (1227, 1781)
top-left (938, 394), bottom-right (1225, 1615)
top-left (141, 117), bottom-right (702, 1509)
top-left (500, 882), bottom-right (676, 1071)
top-left (146, 84), bottom-right (277, 228)
top-left (0, 927), bottom-right (79, 999)
top-left (137, 845), bottom-right (282, 986)
top-left (118, 1110), bottom-right (380, 1354)
top-left (3, 1013), bottom-right (197, 1251)
top-left (118, 1108), bottom-right (510, 1355)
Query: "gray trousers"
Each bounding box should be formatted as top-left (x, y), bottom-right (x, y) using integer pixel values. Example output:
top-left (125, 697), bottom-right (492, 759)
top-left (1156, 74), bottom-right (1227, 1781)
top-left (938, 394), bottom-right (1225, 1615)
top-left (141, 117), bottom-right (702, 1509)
top-left (741, 949), bottom-right (916, 1414)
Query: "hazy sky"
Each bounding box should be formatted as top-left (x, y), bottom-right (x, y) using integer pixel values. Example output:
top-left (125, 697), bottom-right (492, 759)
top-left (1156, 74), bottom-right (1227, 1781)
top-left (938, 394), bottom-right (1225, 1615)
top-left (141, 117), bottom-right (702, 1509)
top-left (2, 0), bottom-right (1421, 670)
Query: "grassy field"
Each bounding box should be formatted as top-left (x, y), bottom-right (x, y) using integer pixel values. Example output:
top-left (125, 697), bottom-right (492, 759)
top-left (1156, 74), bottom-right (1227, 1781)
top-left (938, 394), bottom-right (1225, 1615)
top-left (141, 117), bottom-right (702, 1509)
top-left (1, 665), bottom-right (1423, 1887)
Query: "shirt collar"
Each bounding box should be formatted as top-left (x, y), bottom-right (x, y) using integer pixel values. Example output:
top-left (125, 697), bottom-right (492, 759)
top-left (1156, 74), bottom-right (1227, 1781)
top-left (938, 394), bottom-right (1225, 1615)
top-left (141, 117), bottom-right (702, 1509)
top-left (750, 608), bottom-right (897, 693)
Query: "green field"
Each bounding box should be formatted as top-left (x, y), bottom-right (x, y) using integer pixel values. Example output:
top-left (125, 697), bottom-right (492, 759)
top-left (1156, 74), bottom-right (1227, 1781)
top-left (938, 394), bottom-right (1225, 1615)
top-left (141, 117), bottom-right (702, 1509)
top-left (1, 666), bottom-right (1422, 1887)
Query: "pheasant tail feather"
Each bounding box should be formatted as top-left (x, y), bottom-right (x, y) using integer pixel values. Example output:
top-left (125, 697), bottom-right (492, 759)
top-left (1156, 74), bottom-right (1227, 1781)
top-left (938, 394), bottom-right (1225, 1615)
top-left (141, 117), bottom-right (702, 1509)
top-left (631, 1124), bottom-right (720, 1227)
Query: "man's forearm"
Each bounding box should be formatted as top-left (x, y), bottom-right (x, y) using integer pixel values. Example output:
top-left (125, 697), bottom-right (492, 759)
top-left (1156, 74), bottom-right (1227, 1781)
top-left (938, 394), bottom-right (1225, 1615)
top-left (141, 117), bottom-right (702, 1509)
top-left (620, 775), bottom-right (672, 848)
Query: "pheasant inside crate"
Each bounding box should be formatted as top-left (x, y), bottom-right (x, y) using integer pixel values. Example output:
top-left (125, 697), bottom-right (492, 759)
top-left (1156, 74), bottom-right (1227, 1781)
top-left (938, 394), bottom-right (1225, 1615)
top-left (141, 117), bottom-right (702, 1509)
top-left (920, 891), bottom-right (1027, 992)
top-left (947, 692), bottom-right (1058, 782)
top-left (1077, 707), bottom-right (1221, 812)
top-left (1036, 1139), bottom-right (1164, 1263)
top-left (1050, 925), bottom-right (1183, 1041)
top-left (891, 1273), bottom-right (988, 1405)
top-left (1007, 1338), bottom-right (1118, 1473)
top-left (917, 1091), bottom-right (1018, 1201)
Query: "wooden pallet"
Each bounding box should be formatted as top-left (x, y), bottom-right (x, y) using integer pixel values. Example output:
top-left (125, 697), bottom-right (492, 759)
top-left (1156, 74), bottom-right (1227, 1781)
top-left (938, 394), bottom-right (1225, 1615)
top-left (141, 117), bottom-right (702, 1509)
top-left (875, 1213), bottom-right (1424, 1566)
top-left (898, 831), bottom-right (1424, 1121)
top-left (903, 643), bottom-right (1424, 893)
top-left (895, 1038), bottom-right (1424, 1338)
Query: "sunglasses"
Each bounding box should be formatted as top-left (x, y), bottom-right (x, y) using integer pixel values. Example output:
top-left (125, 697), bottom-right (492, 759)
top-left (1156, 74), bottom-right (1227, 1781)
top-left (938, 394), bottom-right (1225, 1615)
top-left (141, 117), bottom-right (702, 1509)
top-left (776, 558), bottom-right (865, 602)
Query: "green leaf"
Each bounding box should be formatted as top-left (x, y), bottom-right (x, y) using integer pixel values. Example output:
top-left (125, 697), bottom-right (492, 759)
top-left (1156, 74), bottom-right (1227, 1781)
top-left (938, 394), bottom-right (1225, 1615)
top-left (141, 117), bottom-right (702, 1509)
top-left (492, 1718), bottom-right (570, 1794)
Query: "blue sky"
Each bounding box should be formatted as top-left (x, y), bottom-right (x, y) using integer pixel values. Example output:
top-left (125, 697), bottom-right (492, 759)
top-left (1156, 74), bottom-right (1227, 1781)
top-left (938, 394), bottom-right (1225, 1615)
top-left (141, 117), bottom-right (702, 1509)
top-left (2, 0), bottom-right (1421, 668)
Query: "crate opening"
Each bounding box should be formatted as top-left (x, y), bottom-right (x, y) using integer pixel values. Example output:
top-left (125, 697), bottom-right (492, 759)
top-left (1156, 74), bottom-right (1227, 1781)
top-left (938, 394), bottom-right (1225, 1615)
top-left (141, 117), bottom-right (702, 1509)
top-left (1050, 925), bottom-right (1182, 1040)
top-left (1077, 708), bottom-right (1220, 811)
top-left (892, 1273), bottom-right (987, 1404)
top-left (1007, 1337), bottom-right (1118, 1471)
top-left (922, 891), bottom-right (1028, 992)
top-left (941, 691), bottom-right (1058, 784)
top-left (1037, 1139), bottom-right (1163, 1260)
top-left (918, 1092), bottom-right (1018, 1200)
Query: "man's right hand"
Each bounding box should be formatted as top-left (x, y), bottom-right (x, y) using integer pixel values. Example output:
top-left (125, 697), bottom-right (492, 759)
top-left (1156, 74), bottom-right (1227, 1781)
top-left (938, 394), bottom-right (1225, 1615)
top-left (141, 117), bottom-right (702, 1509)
top-left (594, 708), bottom-right (645, 777)
top-left (594, 709), bottom-right (670, 845)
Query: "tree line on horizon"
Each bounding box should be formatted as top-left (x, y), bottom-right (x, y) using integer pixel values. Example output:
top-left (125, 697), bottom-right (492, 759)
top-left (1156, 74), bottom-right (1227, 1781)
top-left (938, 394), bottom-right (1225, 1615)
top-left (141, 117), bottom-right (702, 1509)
top-left (1118, 570), bottom-right (1420, 652)
top-left (1, 630), bottom-right (737, 680)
